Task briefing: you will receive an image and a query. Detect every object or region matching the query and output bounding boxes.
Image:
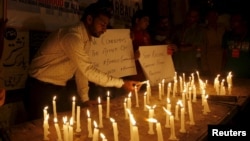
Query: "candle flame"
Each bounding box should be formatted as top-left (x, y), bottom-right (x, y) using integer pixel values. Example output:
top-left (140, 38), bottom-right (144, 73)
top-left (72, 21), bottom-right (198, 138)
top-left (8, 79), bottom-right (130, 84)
top-left (205, 94), bottom-right (209, 99)
top-left (54, 117), bottom-right (58, 123)
top-left (130, 115), bottom-right (136, 125)
top-left (144, 92), bottom-right (147, 96)
top-left (161, 79), bottom-right (165, 83)
top-left (44, 106), bottom-right (48, 110)
top-left (72, 96), bottom-right (75, 101)
top-left (110, 118), bottom-right (115, 123)
top-left (70, 117), bottom-right (73, 125)
top-left (107, 91), bottom-right (110, 97)
top-left (163, 107), bottom-right (172, 115)
top-left (98, 97), bottom-right (101, 104)
top-left (63, 116), bottom-right (68, 124)
top-left (167, 98), bottom-right (170, 104)
top-left (87, 109), bottom-right (90, 117)
top-left (53, 96), bottom-right (56, 101)
top-left (147, 118), bottom-right (157, 123)
top-left (128, 92), bottom-right (131, 97)
top-left (93, 120), bottom-right (98, 128)
top-left (100, 133), bottom-right (106, 139)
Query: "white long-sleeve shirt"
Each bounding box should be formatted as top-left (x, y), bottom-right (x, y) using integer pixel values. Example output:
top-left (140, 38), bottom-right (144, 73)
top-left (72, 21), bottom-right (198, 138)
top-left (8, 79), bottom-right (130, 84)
top-left (29, 22), bottom-right (124, 102)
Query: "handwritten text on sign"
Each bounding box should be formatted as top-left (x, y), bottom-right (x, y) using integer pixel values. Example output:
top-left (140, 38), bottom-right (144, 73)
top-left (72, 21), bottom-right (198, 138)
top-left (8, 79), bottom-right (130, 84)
top-left (139, 45), bottom-right (175, 86)
top-left (89, 29), bottom-right (136, 77)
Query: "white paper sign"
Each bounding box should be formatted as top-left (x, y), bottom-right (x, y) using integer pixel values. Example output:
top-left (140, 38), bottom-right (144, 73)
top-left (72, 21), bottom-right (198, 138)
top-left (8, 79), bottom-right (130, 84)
top-left (89, 29), bottom-right (136, 77)
top-left (139, 45), bottom-right (175, 86)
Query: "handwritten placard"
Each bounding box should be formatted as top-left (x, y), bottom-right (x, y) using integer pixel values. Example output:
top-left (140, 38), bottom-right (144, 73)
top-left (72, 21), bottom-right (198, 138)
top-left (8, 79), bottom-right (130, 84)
top-left (0, 28), bottom-right (29, 90)
top-left (89, 29), bottom-right (136, 77)
top-left (139, 45), bottom-right (175, 86)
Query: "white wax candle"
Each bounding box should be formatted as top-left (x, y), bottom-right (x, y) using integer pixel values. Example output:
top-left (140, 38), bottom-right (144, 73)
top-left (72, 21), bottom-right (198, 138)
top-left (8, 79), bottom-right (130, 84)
top-left (179, 107), bottom-right (186, 133)
top-left (52, 96), bottom-right (57, 118)
top-left (228, 84), bottom-right (232, 95)
top-left (124, 98), bottom-right (128, 119)
top-left (63, 116), bottom-right (69, 141)
top-left (92, 121), bottom-right (99, 141)
top-left (188, 100), bottom-right (195, 125)
top-left (69, 117), bottom-right (73, 141)
top-left (106, 91), bottom-right (110, 118)
top-left (134, 86), bottom-right (139, 107)
top-left (147, 106), bottom-right (155, 134)
top-left (87, 110), bottom-right (93, 138)
top-left (173, 79), bottom-right (177, 97)
top-left (110, 118), bottom-right (119, 141)
top-left (167, 83), bottom-right (171, 98)
top-left (156, 121), bottom-right (163, 141)
top-left (72, 96), bottom-right (76, 122)
top-left (100, 133), bottom-right (107, 141)
top-left (179, 76), bottom-right (183, 93)
top-left (98, 97), bottom-right (103, 128)
top-left (43, 106), bottom-right (48, 120)
top-left (161, 79), bottom-right (165, 96)
top-left (54, 118), bottom-right (63, 141)
top-left (192, 85), bottom-right (197, 102)
top-left (143, 93), bottom-right (147, 111)
top-left (131, 118), bottom-right (139, 141)
top-left (146, 83), bottom-right (150, 104)
top-left (169, 114), bottom-right (177, 140)
top-left (76, 106), bottom-right (81, 132)
top-left (174, 101), bottom-right (180, 120)
top-left (127, 93), bottom-right (132, 110)
top-left (163, 107), bottom-right (170, 128)
top-left (43, 114), bottom-right (49, 140)
top-left (203, 95), bottom-right (211, 114)
top-left (158, 83), bottom-right (162, 100)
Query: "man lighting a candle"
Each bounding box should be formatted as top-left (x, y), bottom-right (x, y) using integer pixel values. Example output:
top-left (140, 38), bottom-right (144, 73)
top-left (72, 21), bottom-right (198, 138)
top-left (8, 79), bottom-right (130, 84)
top-left (24, 2), bottom-right (141, 120)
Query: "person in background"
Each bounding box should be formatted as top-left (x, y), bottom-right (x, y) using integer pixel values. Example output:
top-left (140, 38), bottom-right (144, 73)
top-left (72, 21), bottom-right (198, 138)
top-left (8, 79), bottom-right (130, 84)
top-left (222, 12), bottom-right (250, 78)
top-left (123, 10), bottom-right (151, 83)
top-left (25, 2), bottom-right (140, 120)
top-left (203, 8), bottom-right (227, 76)
top-left (171, 8), bottom-right (206, 75)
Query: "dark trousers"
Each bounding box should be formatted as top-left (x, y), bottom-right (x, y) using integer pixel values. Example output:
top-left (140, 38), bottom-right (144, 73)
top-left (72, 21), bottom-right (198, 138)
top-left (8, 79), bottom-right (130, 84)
top-left (23, 77), bottom-right (77, 121)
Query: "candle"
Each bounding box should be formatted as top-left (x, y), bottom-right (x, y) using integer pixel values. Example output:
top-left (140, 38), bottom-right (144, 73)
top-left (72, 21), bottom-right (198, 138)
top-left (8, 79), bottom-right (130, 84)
top-left (203, 94), bottom-right (211, 114)
top-left (63, 116), bottom-right (69, 141)
top-left (173, 79), bottom-right (177, 97)
top-left (220, 79), bottom-right (226, 95)
top-left (179, 105), bottom-right (186, 133)
top-left (123, 98), bottom-right (128, 119)
top-left (69, 117), bottom-right (73, 141)
top-left (169, 114), bottom-right (178, 140)
top-left (52, 96), bottom-right (57, 118)
top-left (98, 97), bottom-right (103, 128)
top-left (143, 92), bottom-right (147, 111)
top-left (146, 81), bottom-right (151, 104)
top-left (110, 118), bottom-right (119, 141)
top-left (134, 85), bottom-right (139, 107)
top-left (43, 106), bottom-right (48, 120)
top-left (228, 84), bottom-right (232, 95)
top-left (92, 121), bottom-right (99, 141)
top-left (167, 82), bottom-right (171, 98)
top-left (179, 76), bottom-right (183, 93)
top-left (175, 100), bottom-right (181, 120)
top-left (155, 120), bottom-right (164, 141)
top-left (161, 79), bottom-right (165, 96)
top-left (54, 117), bottom-right (63, 141)
top-left (72, 96), bottom-right (76, 122)
top-left (192, 85), bottom-right (197, 102)
top-left (127, 92), bottom-right (132, 110)
top-left (165, 98), bottom-right (171, 128)
top-left (158, 83), bottom-right (162, 100)
top-left (106, 91), bottom-right (110, 118)
top-left (100, 133), bottom-right (107, 141)
top-left (87, 109), bottom-right (93, 138)
top-left (147, 105), bottom-right (156, 135)
top-left (43, 114), bottom-right (49, 140)
top-left (187, 100), bottom-right (195, 125)
top-left (76, 106), bottom-right (81, 132)
top-left (131, 116), bottom-right (139, 141)
top-left (214, 74), bottom-right (220, 94)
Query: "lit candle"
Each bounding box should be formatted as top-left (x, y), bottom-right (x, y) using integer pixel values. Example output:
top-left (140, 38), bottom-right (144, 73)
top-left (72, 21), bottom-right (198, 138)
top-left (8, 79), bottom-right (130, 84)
top-left (179, 76), bottom-right (183, 93)
top-left (146, 81), bottom-right (151, 104)
top-left (192, 85), bottom-right (197, 102)
top-left (69, 117), bottom-right (73, 141)
top-left (110, 118), bottom-right (119, 141)
top-left (187, 100), bottom-right (195, 125)
top-left (52, 96), bottom-right (57, 118)
top-left (127, 92), bottom-right (132, 110)
top-left (146, 105), bottom-right (156, 135)
top-left (175, 100), bottom-right (181, 120)
top-left (203, 94), bottom-right (211, 115)
top-left (165, 98), bottom-right (171, 128)
top-left (106, 91), bottom-right (110, 118)
top-left (98, 97), bottom-right (103, 128)
top-left (228, 84), bottom-right (232, 95)
top-left (131, 116), bottom-right (139, 141)
top-left (92, 121), bottom-right (99, 141)
top-left (87, 109), bottom-right (93, 138)
top-left (179, 103), bottom-right (186, 133)
top-left (123, 98), bottom-right (128, 119)
top-left (134, 85), bottom-right (139, 107)
top-left (167, 82), bottom-right (171, 98)
top-left (43, 114), bottom-right (49, 140)
top-left (72, 96), bottom-right (76, 122)
top-left (143, 92), bottom-right (147, 111)
top-left (173, 79), bottom-right (177, 97)
top-left (43, 106), bottom-right (48, 120)
top-left (158, 83), bottom-right (162, 100)
top-left (54, 117), bottom-right (63, 141)
top-left (163, 108), bottom-right (177, 140)
top-left (76, 106), bottom-right (81, 132)
top-left (214, 74), bottom-right (220, 94)
top-left (220, 79), bottom-right (226, 95)
top-left (63, 116), bottom-right (69, 141)
top-left (155, 119), bottom-right (164, 141)
top-left (161, 79), bottom-right (165, 96)
top-left (100, 133), bottom-right (107, 141)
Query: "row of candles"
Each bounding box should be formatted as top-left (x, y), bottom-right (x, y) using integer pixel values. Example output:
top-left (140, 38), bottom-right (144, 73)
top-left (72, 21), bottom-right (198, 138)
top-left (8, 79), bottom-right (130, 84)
top-left (43, 71), bottom-right (232, 141)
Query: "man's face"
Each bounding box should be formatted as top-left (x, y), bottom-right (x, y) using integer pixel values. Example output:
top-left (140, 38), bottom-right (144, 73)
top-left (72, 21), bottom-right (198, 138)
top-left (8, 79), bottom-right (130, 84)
top-left (88, 14), bottom-right (110, 38)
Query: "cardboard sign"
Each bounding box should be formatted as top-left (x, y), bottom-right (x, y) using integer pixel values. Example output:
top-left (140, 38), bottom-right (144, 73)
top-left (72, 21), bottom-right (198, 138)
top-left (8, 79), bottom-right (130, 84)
top-left (139, 45), bottom-right (175, 86)
top-left (89, 29), bottom-right (136, 77)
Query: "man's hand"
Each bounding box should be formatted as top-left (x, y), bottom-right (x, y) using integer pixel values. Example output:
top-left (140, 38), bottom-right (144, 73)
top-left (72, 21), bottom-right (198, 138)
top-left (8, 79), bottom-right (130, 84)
top-left (122, 80), bottom-right (141, 92)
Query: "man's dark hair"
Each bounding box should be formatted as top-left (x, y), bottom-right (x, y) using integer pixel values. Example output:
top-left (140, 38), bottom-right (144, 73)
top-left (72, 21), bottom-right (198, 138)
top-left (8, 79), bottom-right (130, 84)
top-left (80, 2), bottom-right (113, 22)
top-left (131, 10), bottom-right (150, 26)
